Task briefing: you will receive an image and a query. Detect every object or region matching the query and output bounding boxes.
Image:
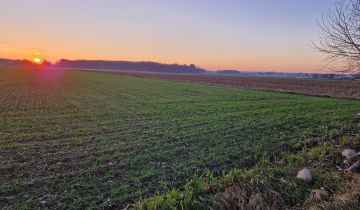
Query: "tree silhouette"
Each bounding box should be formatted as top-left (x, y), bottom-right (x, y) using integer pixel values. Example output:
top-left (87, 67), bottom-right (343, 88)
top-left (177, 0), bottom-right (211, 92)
top-left (314, 0), bottom-right (360, 72)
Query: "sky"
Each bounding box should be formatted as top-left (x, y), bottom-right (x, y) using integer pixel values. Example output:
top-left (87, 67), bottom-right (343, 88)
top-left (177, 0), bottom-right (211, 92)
top-left (0, 0), bottom-right (337, 72)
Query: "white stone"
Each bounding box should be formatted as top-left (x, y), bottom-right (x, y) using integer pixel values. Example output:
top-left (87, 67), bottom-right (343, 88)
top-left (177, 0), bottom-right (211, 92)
top-left (296, 168), bottom-right (312, 183)
top-left (341, 149), bottom-right (357, 158)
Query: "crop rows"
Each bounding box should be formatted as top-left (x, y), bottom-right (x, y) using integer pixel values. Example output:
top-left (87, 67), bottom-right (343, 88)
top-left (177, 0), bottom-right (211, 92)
top-left (98, 70), bottom-right (360, 99)
top-left (0, 68), bottom-right (359, 209)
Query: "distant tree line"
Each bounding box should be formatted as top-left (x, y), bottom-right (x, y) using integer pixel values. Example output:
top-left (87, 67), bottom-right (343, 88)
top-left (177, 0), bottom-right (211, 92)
top-left (215, 70), bottom-right (359, 80)
top-left (54, 59), bottom-right (206, 74)
top-left (0, 58), bottom-right (32, 67)
top-left (0, 58), bottom-right (51, 67)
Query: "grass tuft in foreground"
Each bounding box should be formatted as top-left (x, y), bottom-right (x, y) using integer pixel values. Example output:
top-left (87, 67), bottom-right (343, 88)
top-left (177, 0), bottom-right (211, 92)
top-left (135, 125), bottom-right (360, 210)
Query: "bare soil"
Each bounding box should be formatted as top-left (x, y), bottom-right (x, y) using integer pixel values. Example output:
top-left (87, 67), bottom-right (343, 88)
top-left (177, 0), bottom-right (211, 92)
top-left (93, 70), bottom-right (360, 99)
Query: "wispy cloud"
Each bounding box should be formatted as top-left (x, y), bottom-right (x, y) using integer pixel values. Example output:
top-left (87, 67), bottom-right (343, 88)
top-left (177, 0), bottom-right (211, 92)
top-left (39, 24), bottom-right (58, 32)
top-left (0, 43), bottom-right (32, 53)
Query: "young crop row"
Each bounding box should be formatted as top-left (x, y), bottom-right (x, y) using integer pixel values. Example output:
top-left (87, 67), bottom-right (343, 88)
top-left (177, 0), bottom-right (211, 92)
top-left (1, 68), bottom-right (359, 209)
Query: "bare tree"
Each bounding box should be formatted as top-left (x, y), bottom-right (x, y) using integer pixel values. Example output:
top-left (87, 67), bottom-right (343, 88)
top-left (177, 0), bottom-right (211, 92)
top-left (314, 0), bottom-right (360, 72)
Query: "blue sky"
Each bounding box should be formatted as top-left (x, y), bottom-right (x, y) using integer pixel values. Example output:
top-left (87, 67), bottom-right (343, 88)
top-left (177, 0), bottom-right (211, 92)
top-left (0, 0), bottom-right (337, 72)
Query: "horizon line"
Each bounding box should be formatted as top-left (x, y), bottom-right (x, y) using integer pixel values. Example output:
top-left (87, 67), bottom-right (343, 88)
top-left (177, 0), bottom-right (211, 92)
top-left (0, 57), bottom-right (343, 74)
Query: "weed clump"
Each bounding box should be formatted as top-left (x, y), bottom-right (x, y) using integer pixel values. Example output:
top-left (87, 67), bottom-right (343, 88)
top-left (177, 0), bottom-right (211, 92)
top-left (135, 139), bottom-right (360, 210)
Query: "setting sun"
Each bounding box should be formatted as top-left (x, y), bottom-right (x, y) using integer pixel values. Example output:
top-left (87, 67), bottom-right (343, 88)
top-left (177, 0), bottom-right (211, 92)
top-left (32, 58), bottom-right (42, 64)
top-left (2, 1), bottom-right (360, 209)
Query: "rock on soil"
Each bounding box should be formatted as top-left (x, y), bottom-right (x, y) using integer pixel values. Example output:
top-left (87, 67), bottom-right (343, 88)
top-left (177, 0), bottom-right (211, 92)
top-left (296, 168), bottom-right (312, 183)
top-left (342, 149), bottom-right (357, 158)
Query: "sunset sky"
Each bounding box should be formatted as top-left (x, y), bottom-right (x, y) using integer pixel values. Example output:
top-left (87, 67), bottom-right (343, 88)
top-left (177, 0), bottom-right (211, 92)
top-left (0, 0), bottom-right (337, 72)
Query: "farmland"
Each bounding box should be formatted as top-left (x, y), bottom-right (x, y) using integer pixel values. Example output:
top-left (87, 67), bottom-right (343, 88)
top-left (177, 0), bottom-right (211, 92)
top-left (1, 68), bottom-right (360, 209)
top-left (97, 70), bottom-right (360, 99)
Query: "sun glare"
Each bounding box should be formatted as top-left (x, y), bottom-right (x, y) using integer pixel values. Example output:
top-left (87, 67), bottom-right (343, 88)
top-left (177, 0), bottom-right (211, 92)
top-left (33, 58), bottom-right (42, 64)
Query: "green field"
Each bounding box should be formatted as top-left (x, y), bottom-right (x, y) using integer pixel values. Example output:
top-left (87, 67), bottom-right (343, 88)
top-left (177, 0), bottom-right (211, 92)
top-left (1, 68), bottom-right (359, 209)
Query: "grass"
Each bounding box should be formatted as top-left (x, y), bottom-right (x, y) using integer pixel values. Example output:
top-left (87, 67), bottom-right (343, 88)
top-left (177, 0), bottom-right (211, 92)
top-left (0, 68), bottom-right (359, 209)
top-left (136, 140), bottom-right (360, 210)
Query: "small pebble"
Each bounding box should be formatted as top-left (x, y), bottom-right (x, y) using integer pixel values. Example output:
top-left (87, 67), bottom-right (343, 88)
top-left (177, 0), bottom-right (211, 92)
top-left (296, 168), bottom-right (312, 183)
top-left (341, 149), bottom-right (357, 158)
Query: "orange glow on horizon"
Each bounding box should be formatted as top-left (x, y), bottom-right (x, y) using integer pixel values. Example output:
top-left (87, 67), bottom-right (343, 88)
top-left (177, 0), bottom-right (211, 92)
top-left (31, 57), bottom-right (42, 64)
